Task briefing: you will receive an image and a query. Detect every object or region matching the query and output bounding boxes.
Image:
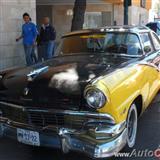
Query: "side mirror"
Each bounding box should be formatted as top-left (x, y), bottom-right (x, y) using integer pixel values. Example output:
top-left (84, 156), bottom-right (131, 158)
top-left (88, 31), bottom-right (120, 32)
top-left (144, 46), bottom-right (151, 53)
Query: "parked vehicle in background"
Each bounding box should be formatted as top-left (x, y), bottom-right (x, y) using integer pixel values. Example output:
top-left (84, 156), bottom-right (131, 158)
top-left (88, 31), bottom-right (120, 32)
top-left (0, 26), bottom-right (160, 158)
top-left (146, 21), bottom-right (160, 35)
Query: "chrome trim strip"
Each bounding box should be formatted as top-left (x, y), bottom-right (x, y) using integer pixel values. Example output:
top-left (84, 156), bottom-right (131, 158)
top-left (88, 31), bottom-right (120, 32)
top-left (0, 101), bottom-right (25, 110)
top-left (117, 53), bottom-right (142, 58)
top-left (100, 52), bottom-right (142, 58)
top-left (27, 66), bottom-right (49, 78)
top-left (139, 62), bottom-right (160, 71)
top-left (93, 121), bottom-right (126, 135)
top-left (29, 110), bottom-right (115, 123)
top-left (27, 66), bottom-right (49, 81)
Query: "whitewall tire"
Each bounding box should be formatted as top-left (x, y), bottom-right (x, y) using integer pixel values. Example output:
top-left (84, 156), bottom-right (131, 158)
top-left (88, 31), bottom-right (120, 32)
top-left (126, 103), bottom-right (138, 148)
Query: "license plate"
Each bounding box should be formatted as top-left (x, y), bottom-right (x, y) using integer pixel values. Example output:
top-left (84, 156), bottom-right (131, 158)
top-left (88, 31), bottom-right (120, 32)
top-left (17, 128), bottom-right (40, 146)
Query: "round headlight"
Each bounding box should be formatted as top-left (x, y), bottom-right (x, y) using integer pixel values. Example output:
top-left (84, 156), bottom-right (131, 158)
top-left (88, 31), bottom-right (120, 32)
top-left (85, 89), bottom-right (107, 109)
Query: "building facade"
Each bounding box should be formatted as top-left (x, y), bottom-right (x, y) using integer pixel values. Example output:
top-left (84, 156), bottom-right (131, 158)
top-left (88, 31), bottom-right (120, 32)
top-left (0, 0), bottom-right (152, 70)
top-left (0, 0), bottom-right (36, 70)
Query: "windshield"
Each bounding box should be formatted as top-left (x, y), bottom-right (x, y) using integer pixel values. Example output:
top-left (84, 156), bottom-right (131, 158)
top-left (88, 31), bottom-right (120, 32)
top-left (56, 32), bottom-right (143, 56)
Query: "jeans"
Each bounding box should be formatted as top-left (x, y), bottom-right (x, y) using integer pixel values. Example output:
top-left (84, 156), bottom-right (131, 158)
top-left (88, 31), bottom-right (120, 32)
top-left (37, 45), bottom-right (44, 62)
top-left (24, 45), bottom-right (34, 66)
top-left (31, 46), bottom-right (38, 63)
top-left (43, 41), bottom-right (55, 60)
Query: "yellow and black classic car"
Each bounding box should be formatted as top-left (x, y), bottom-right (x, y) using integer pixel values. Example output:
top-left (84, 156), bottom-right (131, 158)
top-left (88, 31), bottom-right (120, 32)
top-left (0, 26), bottom-right (160, 158)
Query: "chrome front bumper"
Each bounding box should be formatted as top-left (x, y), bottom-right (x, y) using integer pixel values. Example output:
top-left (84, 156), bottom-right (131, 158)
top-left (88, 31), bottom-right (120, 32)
top-left (0, 117), bottom-right (127, 158)
top-left (0, 101), bottom-right (127, 158)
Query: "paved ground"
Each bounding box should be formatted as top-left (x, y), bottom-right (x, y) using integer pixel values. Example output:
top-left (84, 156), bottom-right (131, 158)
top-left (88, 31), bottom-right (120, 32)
top-left (0, 95), bottom-right (160, 160)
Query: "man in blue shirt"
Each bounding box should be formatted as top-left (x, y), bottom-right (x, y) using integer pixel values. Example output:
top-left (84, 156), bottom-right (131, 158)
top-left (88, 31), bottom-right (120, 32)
top-left (16, 13), bottom-right (37, 66)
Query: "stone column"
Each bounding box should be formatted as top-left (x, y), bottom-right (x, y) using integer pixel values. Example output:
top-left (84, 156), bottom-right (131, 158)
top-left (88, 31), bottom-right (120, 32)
top-left (0, 0), bottom-right (36, 71)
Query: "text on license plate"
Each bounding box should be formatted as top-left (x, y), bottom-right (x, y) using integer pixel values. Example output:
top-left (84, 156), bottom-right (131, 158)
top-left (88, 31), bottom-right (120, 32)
top-left (17, 128), bottom-right (40, 146)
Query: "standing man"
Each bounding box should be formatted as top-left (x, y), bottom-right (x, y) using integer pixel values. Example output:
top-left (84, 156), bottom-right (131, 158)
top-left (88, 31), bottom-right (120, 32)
top-left (39, 17), bottom-right (56, 60)
top-left (16, 13), bottom-right (37, 66)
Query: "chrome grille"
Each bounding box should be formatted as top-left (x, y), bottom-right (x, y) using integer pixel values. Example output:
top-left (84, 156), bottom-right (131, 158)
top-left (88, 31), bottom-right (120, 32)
top-left (2, 108), bottom-right (28, 123)
top-left (0, 101), bottom-right (115, 129)
top-left (27, 112), bottom-right (85, 129)
top-left (28, 112), bottom-right (65, 127)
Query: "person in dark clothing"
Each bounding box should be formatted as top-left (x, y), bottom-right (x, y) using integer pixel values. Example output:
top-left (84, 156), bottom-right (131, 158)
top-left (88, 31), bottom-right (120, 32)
top-left (39, 17), bottom-right (56, 60)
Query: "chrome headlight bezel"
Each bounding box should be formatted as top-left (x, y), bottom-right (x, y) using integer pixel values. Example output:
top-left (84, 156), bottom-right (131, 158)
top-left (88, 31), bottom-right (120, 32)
top-left (84, 88), bottom-right (107, 109)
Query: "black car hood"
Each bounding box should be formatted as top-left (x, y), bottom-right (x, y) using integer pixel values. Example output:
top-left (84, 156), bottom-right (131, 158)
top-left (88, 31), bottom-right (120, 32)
top-left (0, 54), bottom-right (135, 109)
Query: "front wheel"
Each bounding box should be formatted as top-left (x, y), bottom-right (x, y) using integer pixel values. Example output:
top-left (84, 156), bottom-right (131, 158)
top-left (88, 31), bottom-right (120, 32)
top-left (126, 103), bottom-right (138, 148)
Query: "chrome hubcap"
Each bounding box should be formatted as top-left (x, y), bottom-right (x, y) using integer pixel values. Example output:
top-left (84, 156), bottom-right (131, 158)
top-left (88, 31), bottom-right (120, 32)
top-left (127, 104), bottom-right (137, 148)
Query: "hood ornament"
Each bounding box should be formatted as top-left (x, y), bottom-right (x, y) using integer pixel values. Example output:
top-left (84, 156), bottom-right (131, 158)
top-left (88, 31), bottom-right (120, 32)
top-left (27, 66), bottom-right (49, 81)
top-left (23, 87), bottom-right (29, 96)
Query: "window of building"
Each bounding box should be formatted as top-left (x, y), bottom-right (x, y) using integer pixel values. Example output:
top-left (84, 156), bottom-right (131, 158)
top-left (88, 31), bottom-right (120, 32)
top-left (83, 12), bottom-right (102, 29)
top-left (83, 12), bottom-right (111, 29)
top-left (141, 0), bottom-right (146, 8)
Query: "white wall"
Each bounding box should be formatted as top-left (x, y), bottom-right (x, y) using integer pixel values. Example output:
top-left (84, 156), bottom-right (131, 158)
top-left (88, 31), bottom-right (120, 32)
top-left (0, 0), bottom-right (36, 71)
top-left (129, 6), bottom-right (149, 25)
top-left (113, 4), bottom-right (124, 25)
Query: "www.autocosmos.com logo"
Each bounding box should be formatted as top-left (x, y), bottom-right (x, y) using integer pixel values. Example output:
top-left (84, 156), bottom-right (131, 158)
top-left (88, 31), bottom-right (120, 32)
top-left (114, 148), bottom-right (160, 158)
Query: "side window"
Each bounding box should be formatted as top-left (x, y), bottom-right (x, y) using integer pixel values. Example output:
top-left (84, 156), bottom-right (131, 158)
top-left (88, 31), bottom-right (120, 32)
top-left (151, 32), bottom-right (160, 50)
top-left (140, 33), bottom-right (153, 54)
top-left (126, 34), bottom-right (142, 55)
top-left (156, 23), bottom-right (160, 35)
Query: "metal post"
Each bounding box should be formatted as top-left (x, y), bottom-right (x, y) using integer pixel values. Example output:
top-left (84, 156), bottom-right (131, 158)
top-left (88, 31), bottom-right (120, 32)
top-left (124, 0), bottom-right (128, 25)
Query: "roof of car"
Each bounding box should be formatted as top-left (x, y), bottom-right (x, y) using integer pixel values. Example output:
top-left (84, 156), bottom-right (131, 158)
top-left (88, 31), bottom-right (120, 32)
top-left (146, 22), bottom-right (160, 28)
top-left (63, 25), bottom-right (150, 37)
top-left (146, 21), bottom-right (160, 24)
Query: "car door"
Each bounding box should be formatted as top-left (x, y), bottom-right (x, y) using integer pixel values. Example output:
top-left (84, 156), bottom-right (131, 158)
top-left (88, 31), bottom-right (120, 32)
top-left (149, 32), bottom-right (160, 95)
top-left (140, 32), bottom-right (160, 104)
top-left (150, 32), bottom-right (160, 69)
